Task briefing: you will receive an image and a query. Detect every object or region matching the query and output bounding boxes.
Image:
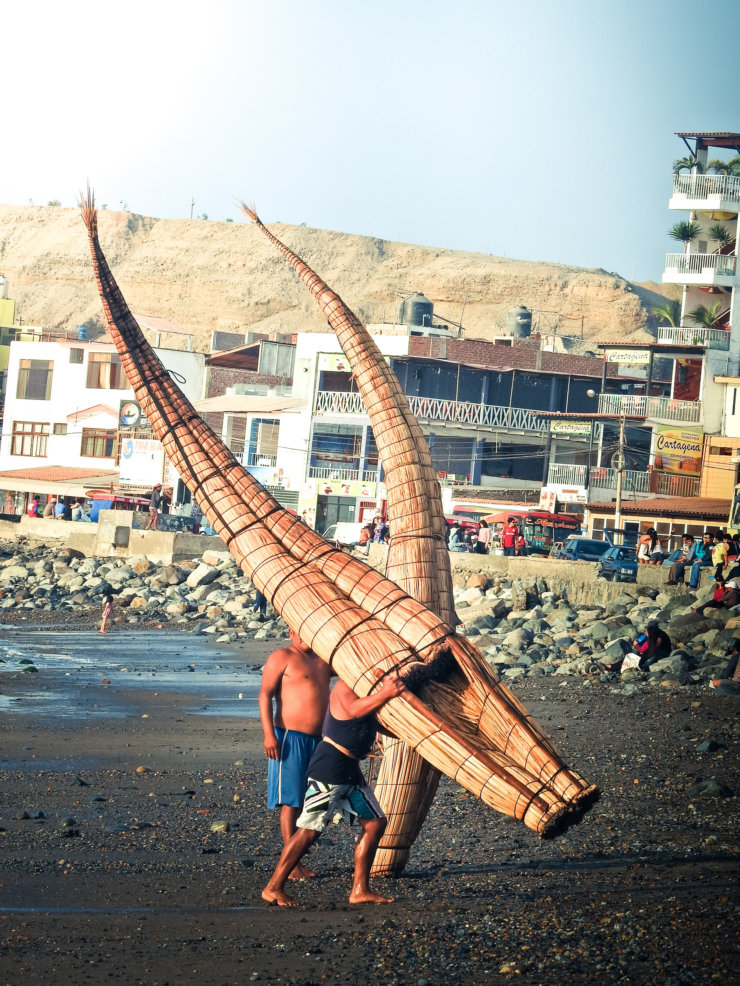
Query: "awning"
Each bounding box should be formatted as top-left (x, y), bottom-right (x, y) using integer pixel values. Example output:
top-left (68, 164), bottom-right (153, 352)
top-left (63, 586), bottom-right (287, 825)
top-left (193, 395), bottom-right (306, 414)
top-left (0, 466), bottom-right (120, 497)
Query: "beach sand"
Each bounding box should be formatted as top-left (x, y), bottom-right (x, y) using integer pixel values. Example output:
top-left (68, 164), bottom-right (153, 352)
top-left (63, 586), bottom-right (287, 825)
top-left (0, 627), bottom-right (737, 985)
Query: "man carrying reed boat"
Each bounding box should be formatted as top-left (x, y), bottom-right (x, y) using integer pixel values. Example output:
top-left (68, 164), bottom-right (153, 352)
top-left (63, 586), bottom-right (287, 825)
top-left (259, 632), bottom-right (331, 880)
top-left (262, 674), bottom-right (405, 906)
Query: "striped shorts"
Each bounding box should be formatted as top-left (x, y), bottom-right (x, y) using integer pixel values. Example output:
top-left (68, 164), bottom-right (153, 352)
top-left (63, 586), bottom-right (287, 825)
top-left (296, 778), bottom-right (385, 832)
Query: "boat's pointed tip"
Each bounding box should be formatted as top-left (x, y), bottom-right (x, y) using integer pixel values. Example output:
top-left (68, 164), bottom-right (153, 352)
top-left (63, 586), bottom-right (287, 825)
top-left (79, 184), bottom-right (97, 233)
top-left (237, 200), bottom-right (260, 225)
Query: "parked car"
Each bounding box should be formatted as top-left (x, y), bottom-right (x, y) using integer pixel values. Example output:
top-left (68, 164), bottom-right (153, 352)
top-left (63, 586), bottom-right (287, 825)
top-left (555, 536), bottom-right (611, 563)
top-left (321, 522), bottom-right (365, 549)
top-left (598, 544), bottom-right (638, 582)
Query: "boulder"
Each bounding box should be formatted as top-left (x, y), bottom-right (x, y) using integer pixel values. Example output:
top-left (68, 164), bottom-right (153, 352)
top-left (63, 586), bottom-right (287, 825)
top-left (202, 550), bottom-right (236, 568)
top-left (186, 564), bottom-right (220, 588)
top-left (0, 565), bottom-right (29, 581)
top-left (466, 573), bottom-right (489, 590)
top-left (129, 556), bottom-right (153, 575)
top-left (62, 548), bottom-right (86, 561)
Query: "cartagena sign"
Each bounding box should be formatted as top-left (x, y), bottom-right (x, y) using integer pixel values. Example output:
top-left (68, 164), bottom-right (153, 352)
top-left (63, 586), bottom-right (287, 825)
top-left (653, 426), bottom-right (704, 476)
top-left (550, 419), bottom-right (591, 437)
top-left (604, 348), bottom-right (651, 364)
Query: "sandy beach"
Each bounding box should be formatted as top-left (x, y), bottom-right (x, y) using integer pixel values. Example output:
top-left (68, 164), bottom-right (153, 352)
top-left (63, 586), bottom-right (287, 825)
top-left (0, 623), bottom-right (737, 985)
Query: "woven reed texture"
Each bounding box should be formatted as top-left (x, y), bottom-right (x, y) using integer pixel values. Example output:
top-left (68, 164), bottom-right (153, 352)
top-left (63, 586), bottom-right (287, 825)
top-left (81, 191), bottom-right (596, 839)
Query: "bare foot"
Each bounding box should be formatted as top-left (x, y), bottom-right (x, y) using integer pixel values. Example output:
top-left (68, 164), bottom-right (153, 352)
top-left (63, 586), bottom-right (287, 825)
top-left (99, 630), bottom-right (107, 635)
top-left (288, 863), bottom-right (316, 880)
top-left (262, 887), bottom-right (300, 907)
top-left (349, 889), bottom-right (395, 905)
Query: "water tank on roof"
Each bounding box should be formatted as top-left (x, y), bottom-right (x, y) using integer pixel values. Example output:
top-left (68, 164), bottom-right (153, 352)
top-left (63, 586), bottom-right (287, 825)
top-left (506, 305), bottom-right (531, 338)
top-left (400, 292), bottom-right (434, 327)
top-left (0, 275), bottom-right (8, 300)
top-left (77, 325), bottom-right (87, 341)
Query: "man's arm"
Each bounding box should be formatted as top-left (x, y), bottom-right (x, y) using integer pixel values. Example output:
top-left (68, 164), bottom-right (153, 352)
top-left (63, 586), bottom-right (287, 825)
top-left (258, 652), bottom-right (288, 759)
top-left (334, 675), bottom-right (405, 720)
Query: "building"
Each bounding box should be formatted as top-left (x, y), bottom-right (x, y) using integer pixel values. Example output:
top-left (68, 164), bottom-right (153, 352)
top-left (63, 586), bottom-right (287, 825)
top-left (0, 337), bottom-right (206, 512)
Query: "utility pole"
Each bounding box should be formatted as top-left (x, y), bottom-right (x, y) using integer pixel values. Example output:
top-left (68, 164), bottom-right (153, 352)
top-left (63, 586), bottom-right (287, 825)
top-left (190, 197), bottom-right (195, 220)
top-left (613, 414), bottom-right (626, 543)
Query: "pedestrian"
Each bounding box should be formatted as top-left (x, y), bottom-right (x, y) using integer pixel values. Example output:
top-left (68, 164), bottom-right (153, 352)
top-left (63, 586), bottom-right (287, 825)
top-left (476, 519), bottom-right (491, 554)
top-left (501, 517), bottom-right (518, 557)
top-left (688, 532), bottom-right (714, 589)
top-left (259, 631), bottom-right (332, 881)
top-left (449, 522), bottom-right (466, 552)
top-left (43, 497), bottom-right (57, 518)
top-left (100, 593), bottom-right (113, 635)
top-left (261, 672), bottom-right (405, 906)
top-left (26, 496), bottom-right (40, 517)
top-left (253, 589), bottom-right (268, 621)
top-left (666, 534), bottom-right (696, 585)
top-left (145, 483), bottom-right (163, 530)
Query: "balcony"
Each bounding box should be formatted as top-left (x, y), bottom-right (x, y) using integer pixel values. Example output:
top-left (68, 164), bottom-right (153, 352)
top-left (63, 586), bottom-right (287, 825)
top-left (589, 466), bottom-right (699, 499)
top-left (547, 463), bottom-right (588, 486)
top-left (245, 451), bottom-right (277, 468)
top-left (315, 391), bottom-right (546, 433)
top-left (663, 251), bottom-right (737, 287)
top-left (308, 465), bottom-right (378, 483)
top-left (597, 393), bottom-right (701, 424)
top-left (670, 172), bottom-right (740, 213)
top-left (656, 325), bottom-right (730, 349)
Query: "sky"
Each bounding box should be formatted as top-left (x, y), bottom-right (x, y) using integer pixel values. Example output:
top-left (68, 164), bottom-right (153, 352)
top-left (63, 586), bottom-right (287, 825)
top-left (4, 0), bottom-right (740, 283)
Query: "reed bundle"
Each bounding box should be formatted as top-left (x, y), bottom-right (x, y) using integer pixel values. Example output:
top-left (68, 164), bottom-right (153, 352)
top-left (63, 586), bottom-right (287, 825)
top-left (80, 190), bottom-right (597, 854)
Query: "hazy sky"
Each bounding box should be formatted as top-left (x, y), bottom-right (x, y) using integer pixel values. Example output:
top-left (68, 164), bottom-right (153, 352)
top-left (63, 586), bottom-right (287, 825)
top-left (4, 0), bottom-right (739, 282)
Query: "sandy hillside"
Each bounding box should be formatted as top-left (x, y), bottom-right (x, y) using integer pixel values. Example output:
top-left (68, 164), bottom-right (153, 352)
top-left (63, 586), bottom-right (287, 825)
top-left (0, 204), bottom-right (667, 349)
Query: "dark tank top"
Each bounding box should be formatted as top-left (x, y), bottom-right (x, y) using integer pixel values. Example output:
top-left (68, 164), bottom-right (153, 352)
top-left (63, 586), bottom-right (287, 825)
top-left (306, 708), bottom-right (379, 787)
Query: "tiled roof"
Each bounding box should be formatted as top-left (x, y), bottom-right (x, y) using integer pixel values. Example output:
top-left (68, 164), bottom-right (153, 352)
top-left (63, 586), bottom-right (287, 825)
top-left (588, 497), bottom-right (730, 520)
top-left (0, 466), bottom-right (119, 482)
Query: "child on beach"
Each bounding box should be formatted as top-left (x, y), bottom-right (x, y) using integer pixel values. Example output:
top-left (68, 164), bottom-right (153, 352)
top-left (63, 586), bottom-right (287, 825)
top-left (100, 593), bottom-right (113, 635)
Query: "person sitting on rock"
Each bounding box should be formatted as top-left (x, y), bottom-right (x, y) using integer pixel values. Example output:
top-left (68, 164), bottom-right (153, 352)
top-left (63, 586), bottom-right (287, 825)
top-left (692, 578), bottom-right (740, 615)
top-left (666, 534), bottom-right (696, 585)
top-left (688, 532), bottom-right (714, 590)
top-left (635, 621), bottom-right (672, 670)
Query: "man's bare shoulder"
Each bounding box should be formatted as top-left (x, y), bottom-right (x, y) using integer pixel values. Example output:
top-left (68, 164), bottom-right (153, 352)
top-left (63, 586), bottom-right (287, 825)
top-left (263, 645), bottom-right (295, 671)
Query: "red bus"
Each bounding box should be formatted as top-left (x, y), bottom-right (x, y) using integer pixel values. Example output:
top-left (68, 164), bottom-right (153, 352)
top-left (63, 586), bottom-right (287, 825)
top-left (483, 510), bottom-right (581, 556)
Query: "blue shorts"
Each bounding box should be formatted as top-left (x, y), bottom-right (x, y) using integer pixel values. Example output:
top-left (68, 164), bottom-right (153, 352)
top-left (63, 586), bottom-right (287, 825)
top-left (267, 728), bottom-right (321, 809)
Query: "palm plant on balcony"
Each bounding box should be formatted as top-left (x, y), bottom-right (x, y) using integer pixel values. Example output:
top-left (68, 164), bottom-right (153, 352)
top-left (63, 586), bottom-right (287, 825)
top-left (668, 220), bottom-right (701, 252)
top-left (652, 297), bottom-right (681, 327)
top-left (673, 156), bottom-right (704, 175)
top-left (707, 156), bottom-right (740, 177)
top-left (709, 222), bottom-right (733, 253)
top-left (689, 301), bottom-right (724, 331)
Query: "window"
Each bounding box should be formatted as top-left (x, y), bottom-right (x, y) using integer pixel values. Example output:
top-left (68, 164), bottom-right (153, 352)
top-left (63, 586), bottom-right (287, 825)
top-left (86, 352), bottom-right (124, 390)
top-left (80, 428), bottom-right (117, 458)
top-left (11, 421), bottom-right (49, 457)
top-left (16, 360), bottom-right (53, 400)
top-left (53, 423), bottom-right (68, 436)
top-left (69, 349), bottom-right (84, 364)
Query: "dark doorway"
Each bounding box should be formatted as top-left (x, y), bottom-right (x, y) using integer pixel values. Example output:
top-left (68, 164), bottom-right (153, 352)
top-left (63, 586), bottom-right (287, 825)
top-left (315, 495), bottom-right (356, 534)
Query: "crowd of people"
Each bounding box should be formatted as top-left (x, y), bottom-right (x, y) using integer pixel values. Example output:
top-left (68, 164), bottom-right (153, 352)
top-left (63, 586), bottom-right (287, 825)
top-left (447, 516), bottom-right (526, 556)
top-left (663, 529), bottom-right (740, 588)
top-left (26, 496), bottom-right (91, 522)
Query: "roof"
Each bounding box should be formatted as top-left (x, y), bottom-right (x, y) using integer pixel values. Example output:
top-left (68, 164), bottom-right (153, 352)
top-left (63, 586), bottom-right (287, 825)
top-left (66, 403), bottom-right (118, 423)
top-left (206, 342), bottom-right (261, 369)
top-left (192, 395), bottom-right (306, 414)
top-left (133, 313), bottom-right (194, 338)
top-left (0, 465), bottom-right (120, 496)
top-left (588, 496), bottom-right (730, 521)
top-left (676, 131), bottom-right (740, 148)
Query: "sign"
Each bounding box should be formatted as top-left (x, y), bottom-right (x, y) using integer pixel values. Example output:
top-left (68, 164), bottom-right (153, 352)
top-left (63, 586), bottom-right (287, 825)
top-left (302, 479), bottom-right (377, 499)
top-left (654, 426), bottom-right (704, 477)
top-left (119, 438), bottom-right (165, 485)
top-left (604, 348), bottom-right (651, 365)
top-left (556, 487), bottom-right (588, 504)
top-left (550, 419), bottom-right (591, 437)
top-left (318, 353), bottom-right (351, 373)
top-left (539, 487), bottom-right (557, 511)
top-left (119, 399), bottom-right (143, 429)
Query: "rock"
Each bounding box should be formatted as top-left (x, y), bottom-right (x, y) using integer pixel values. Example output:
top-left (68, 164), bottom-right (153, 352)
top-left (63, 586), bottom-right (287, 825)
top-left (695, 739), bottom-right (727, 753)
top-left (686, 778), bottom-right (733, 798)
top-left (202, 550), bottom-right (235, 568)
top-left (0, 565), bottom-right (29, 581)
top-left (597, 638), bottom-right (631, 665)
top-left (62, 548), bottom-right (86, 561)
top-left (129, 555), bottom-right (153, 575)
top-left (209, 820), bottom-right (230, 833)
top-left (129, 597), bottom-right (150, 610)
top-left (648, 654), bottom-right (689, 674)
top-left (186, 564), bottom-right (220, 588)
top-left (160, 564), bottom-right (188, 585)
top-left (165, 601), bottom-right (190, 615)
top-left (458, 587), bottom-right (485, 605)
top-left (503, 627), bottom-right (533, 649)
top-left (466, 573), bottom-right (489, 590)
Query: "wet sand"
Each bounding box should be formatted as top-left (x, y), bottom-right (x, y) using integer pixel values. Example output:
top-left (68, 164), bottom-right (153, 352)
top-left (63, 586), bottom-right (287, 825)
top-left (0, 625), bottom-right (737, 985)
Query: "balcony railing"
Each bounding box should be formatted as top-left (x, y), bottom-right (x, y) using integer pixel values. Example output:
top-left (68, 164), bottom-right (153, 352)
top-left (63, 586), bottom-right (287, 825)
top-left (547, 463), bottom-right (588, 486)
top-left (589, 466), bottom-right (699, 498)
top-left (656, 325), bottom-right (730, 349)
top-left (597, 393), bottom-right (701, 424)
top-left (308, 465), bottom-right (378, 483)
top-left (315, 391), bottom-right (546, 432)
top-left (664, 252), bottom-right (737, 278)
top-left (672, 172), bottom-right (740, 204)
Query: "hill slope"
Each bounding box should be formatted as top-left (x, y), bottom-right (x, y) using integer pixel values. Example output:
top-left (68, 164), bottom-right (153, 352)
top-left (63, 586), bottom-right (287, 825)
top-left (0, 204), bottom-right (666, 348)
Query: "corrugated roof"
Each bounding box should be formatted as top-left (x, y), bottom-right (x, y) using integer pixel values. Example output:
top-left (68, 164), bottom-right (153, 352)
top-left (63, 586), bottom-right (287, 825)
top-left (588, 497), bottom-right (730, 520)
top-left (133, 313), bottom-right (194, 337)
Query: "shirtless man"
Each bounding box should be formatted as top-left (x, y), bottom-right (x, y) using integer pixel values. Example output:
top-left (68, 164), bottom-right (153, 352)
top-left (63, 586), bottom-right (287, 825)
top-left (262, 673), bottom-right (405, 907)
top-left (259, 631), bottom-right (331, 879)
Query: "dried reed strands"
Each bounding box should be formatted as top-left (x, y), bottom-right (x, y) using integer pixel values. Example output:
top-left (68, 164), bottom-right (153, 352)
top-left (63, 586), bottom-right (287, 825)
top-left (80, 189), bottom-right (597, 839)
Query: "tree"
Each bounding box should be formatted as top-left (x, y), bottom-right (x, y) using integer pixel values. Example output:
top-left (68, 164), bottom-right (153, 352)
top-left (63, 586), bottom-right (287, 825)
top-left (673, 156), bottom-right (704, 175)
top-left (652, 297), bottom-right (682, 327)
top-left (707, 156), bottom-right (740, 176)
top-left (689, 302), bottom-right (724, 328)
top-left (668, 220), bottom-right (701, 252)
top-left (708, 222), bottom-right (732, 252)
top-left (47, 199), bottom-right (61, 207)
